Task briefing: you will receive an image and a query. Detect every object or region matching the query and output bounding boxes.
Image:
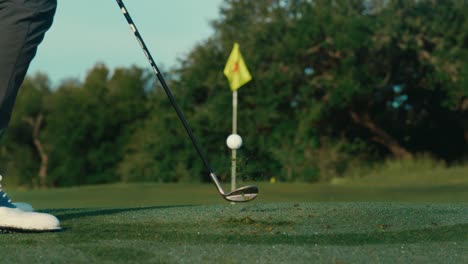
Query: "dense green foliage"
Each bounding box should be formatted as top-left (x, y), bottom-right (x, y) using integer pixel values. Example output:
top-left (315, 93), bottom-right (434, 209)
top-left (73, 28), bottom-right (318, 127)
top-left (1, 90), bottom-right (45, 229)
top-left (0, 0), bottom-right (467, 186)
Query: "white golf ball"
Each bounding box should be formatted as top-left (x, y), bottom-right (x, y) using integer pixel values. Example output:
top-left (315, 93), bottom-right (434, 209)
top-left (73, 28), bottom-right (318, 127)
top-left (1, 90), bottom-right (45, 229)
top-left (226, 134), bottom-right (243, 150)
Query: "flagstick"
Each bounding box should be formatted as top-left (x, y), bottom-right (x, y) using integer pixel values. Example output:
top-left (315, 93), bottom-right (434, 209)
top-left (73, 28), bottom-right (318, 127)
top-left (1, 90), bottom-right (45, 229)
top-left (224, 42), bottom-right (251, 203)
top-left (231, 91), bottom-right (238, 196)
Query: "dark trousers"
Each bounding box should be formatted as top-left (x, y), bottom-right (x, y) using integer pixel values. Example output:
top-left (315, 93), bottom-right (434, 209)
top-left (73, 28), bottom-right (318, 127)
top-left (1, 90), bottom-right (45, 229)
top-left (0, 0), bottom-right (56, 138)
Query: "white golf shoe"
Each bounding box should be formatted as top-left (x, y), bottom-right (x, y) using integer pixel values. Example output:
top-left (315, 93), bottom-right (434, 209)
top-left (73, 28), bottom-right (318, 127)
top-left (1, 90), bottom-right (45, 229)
top-left (0, 175), bottom-right (61, 232)
top-left (0, 207), bottom-right (61, 232)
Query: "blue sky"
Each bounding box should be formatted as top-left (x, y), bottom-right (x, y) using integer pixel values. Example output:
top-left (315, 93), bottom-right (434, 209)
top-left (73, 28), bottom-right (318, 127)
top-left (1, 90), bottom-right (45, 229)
top-left (28, 0), bottom-right (224, 86)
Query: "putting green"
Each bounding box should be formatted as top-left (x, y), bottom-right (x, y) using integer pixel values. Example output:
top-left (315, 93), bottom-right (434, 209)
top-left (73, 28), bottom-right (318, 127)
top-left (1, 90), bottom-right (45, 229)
top-left (1, 183), bottom-right (467, 263)
top-left (0, 202), bottom-right (466, 263)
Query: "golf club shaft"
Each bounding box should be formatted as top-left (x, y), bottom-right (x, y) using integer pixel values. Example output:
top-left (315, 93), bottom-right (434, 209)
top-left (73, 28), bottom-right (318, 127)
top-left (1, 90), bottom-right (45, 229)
top-left (115, 0), bottom-right (224, 192)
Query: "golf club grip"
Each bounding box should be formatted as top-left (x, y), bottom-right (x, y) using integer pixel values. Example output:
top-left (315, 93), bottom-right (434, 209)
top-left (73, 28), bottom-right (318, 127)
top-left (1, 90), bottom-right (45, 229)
top-left (115, 0), bottom-right (214, 175)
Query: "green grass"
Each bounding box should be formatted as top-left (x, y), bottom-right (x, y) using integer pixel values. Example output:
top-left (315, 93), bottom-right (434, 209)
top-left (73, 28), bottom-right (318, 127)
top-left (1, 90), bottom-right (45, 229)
top-left (7, 180), bottom-right (468, 209)
top-left (336, 157), bottom-right (468, 187)
top-left (2, 181), bottom-right (468, 263)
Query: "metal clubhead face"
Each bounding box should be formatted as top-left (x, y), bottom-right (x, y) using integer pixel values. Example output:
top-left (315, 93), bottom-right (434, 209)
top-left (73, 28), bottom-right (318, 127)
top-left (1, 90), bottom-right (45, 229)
top-left (224, 185), bottom-right (258, 202)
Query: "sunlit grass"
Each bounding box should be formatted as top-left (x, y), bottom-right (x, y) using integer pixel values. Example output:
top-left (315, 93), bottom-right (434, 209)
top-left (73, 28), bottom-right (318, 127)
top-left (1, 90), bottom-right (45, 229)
top-left (333, 157), bottom-right (468, 186)
top-left (2, 169), bottom-right (467, 263)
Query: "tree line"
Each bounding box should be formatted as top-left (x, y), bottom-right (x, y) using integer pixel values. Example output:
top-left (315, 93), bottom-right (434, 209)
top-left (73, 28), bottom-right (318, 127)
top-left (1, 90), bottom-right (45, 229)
top-left (1, 0), bottom-right (466, 187)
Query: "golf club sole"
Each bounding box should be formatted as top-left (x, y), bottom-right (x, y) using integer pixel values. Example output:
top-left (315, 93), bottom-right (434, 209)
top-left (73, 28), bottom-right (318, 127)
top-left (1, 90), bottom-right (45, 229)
top-left (115, 0), bottom-right (258, 202)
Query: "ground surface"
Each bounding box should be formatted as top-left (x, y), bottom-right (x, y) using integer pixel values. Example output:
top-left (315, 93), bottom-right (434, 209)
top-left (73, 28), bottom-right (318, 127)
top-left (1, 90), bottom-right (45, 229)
top-left (1, 183), bottom-right (467, 263)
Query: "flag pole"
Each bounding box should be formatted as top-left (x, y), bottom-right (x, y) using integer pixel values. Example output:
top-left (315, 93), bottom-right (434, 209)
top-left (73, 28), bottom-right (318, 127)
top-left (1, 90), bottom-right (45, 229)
top-left (231, 90), bottom-right (238, 193)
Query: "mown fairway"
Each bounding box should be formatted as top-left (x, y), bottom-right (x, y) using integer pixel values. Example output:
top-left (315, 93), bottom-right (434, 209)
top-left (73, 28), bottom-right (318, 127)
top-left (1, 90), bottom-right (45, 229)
top-left (1, 183), bottom-right (467, 263)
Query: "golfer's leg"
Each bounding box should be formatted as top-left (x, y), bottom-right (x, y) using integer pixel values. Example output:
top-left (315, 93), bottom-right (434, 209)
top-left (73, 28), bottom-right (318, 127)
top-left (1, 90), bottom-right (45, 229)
top-left (0, 0), bottom-right (60, 231)
top-left (0, 0), bottom-right (57, 138)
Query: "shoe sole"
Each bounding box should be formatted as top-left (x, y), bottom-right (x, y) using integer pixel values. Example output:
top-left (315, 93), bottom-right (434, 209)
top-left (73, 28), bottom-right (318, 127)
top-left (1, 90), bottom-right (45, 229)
top-left (0, 226), bottom-right (62, 234)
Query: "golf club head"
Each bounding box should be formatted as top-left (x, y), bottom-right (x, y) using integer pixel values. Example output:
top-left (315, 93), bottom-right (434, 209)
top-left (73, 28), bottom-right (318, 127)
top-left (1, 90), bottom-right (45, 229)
top-left (224, 185), bottom-right (259, 202)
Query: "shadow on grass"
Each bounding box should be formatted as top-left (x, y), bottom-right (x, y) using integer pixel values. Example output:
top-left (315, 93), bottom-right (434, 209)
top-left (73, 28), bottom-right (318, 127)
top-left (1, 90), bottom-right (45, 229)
top-left (42, 205), bottom-right (193, 221)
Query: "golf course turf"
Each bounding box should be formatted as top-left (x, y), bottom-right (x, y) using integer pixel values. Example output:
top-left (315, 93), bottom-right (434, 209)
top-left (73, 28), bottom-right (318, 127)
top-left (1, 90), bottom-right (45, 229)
top-left (1, 183), bottom-right (467, 263)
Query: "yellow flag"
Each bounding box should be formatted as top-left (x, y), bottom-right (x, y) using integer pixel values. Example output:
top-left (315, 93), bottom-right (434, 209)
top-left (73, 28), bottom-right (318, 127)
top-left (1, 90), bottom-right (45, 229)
top-left (223, 43), bottom-right (252, 91)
